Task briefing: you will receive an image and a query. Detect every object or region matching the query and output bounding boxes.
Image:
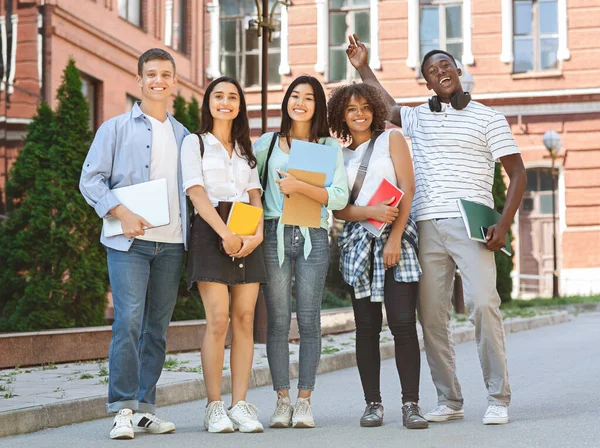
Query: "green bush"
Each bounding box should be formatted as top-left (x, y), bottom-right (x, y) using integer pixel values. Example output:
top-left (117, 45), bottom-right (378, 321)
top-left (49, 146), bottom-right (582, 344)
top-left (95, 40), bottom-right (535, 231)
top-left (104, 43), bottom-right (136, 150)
top-left (0, 59), bottom-right (107, 331)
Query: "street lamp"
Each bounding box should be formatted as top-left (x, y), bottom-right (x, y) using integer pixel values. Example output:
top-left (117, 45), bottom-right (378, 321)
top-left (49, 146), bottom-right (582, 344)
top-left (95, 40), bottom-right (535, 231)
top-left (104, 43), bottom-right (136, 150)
top-left (457, 61), bottom-right (475, 93)
top-left (543, 130), bottom-right (562, 298)
top-left (253, 0), bottom-right (292, 133)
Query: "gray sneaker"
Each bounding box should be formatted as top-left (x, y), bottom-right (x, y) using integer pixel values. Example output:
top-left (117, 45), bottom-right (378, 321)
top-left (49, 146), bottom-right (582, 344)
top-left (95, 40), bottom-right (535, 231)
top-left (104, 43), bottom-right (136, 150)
top-left (360, 402), bottom-right (384, 427)
top-left (402, 403), bottom-right (429, 429)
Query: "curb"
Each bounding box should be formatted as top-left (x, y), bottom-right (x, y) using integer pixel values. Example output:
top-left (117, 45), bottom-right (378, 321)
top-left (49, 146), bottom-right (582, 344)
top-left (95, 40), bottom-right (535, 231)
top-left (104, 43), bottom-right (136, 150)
top-left (0, 311), bottom-right (571, 438)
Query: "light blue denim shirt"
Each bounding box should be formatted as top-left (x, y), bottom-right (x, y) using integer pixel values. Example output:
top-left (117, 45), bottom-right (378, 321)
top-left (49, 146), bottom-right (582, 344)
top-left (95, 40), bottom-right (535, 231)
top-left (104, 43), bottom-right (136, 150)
top-left (254, 132), bottom-right (349, 265)
top-left (79, 102), bottom-right (190, 251)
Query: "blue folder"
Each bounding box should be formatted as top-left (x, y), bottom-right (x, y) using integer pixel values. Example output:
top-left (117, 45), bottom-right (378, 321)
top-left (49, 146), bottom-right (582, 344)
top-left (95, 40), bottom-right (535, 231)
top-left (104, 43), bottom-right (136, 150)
top-left (288, 140), bottom-right (338, 187)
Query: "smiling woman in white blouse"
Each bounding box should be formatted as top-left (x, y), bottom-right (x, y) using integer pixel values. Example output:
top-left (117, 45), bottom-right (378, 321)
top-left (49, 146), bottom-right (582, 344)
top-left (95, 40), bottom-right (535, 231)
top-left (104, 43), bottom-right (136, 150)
top-left (180, 77), bottom-right (266, 434)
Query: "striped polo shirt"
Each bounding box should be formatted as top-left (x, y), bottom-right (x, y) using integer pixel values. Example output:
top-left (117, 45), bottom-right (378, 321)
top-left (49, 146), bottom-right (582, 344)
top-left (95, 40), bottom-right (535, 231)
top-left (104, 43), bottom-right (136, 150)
top-left (400, 100), bottom-right (520, 222)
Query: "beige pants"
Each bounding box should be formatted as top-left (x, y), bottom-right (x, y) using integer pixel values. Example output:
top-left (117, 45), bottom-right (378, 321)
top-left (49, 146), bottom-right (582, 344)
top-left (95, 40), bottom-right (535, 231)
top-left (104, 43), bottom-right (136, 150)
top-left (417, 218), bottom-right (511, 409)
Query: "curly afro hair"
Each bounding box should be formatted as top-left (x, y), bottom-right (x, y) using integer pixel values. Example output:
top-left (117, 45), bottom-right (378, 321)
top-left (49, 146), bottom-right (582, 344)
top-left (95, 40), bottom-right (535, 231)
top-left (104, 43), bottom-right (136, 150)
top-left (327, 83), bottom-right (391, 144)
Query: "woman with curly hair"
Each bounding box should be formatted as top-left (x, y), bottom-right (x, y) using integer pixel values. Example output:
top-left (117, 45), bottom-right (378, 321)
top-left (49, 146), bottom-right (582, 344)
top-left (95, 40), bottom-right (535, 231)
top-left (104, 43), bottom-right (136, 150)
top-left (329, 83), bottom-right (428, 430)
top-left (253, 75), bottom-right (348, 429)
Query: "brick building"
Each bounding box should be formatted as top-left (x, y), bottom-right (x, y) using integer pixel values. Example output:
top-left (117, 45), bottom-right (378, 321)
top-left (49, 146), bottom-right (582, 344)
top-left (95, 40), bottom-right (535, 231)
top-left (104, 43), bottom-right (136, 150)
top-left (204, 0), bottom-right (599, 297)
top-left (1, 0), bottom-right (598, 297)
top-left (0, 0), bottom-right (205, 204)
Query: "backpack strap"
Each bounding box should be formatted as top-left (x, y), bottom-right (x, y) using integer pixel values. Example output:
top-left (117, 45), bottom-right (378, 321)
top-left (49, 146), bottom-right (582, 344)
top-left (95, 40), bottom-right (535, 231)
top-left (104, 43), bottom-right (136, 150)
top-left (196, 132), bottom-right (205, 158)
top-left (349, 130), bottom-right (383, 205)
top-left (260, 132), bottom-right (279, 193)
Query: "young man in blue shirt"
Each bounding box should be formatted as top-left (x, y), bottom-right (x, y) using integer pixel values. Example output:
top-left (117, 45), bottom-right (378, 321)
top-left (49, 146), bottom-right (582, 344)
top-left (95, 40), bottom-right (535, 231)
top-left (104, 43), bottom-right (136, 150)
top-left (80, 48), bottom-right (189, 439)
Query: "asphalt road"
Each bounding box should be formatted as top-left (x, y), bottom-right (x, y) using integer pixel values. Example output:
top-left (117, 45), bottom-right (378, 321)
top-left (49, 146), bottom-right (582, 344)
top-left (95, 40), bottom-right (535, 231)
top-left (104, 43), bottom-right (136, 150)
top-left (3, 312), bottom-right (599, 448)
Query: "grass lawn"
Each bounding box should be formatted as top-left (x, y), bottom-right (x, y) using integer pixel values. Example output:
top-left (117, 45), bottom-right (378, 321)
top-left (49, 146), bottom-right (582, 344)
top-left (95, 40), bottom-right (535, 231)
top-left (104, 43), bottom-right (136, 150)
top-left (501, 295), bottom-right (600, 310)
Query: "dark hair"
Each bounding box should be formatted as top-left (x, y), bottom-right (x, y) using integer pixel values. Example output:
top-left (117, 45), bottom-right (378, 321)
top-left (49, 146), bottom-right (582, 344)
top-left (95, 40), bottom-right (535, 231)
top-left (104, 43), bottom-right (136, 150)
top-left (197, 76), bottom-right (256, 168)
top-left (279, 76), bottom-right (331, 146)
top-left (420, 49), bottom-right (457, 78)
top-left (327, 83), bottom-right (390, 144)
top-left (138, 48), bottom-right (176, 76)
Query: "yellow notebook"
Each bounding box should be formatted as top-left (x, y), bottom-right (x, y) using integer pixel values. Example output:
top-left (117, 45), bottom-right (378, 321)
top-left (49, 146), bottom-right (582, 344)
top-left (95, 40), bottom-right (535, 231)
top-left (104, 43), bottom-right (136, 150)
top-left (227, 202), bottom-right (263, 236)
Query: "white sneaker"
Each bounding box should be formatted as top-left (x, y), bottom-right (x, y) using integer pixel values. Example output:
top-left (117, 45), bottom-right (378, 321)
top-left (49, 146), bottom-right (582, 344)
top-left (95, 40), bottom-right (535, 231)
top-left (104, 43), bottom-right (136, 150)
top-left (270, 395), bottom-right (293, 428)
top-left (483, 404), bottom-right (509, 425)
top-left (228, 401), bottom-right (264, 433)
top-left (204, 401), bottom-right (234, 433)
top-left (110, 409), bottom-right (134, 440)
top-left (132, 412), bottom-right (175, 434)
top-left (425, 405), bottom-right (465, 422)
top-left (292, 398), bottom-right (315, 428)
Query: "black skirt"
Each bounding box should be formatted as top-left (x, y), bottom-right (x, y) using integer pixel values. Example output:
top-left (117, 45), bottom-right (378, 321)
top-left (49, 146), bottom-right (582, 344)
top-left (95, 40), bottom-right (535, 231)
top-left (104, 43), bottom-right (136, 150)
top-left (187, 212), bottom-right (267, 290)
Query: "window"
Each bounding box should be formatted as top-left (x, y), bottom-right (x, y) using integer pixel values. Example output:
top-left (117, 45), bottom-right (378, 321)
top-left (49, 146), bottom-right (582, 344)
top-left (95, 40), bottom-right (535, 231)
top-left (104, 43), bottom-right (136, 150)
top-left (81, 75), bottom-right (100, 131)
top-left (523, 168), bottom-right (558, 215)
top-left (513, 0), bottom-right (558, 73)
top-left (219, 0), bottom-right (281, 87)
top-left (165, 0), bottom-right (187, 54)
top-left (118, 0), bottom-right (141, 27)
top-left (419, 0), bottom-right (463, 63)
top-left (328, 0), bottom-right (370, 83)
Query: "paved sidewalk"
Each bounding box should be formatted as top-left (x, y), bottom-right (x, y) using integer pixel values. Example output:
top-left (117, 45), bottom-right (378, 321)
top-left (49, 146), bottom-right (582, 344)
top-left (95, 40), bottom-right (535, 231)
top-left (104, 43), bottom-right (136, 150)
top-left (0, 310), bottom-right (570, 438)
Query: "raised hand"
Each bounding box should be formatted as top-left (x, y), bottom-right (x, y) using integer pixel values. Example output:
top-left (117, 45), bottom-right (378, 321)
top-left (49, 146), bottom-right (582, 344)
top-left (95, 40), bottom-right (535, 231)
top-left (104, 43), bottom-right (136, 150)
top-left (346, 34), bottom-right (369, 70)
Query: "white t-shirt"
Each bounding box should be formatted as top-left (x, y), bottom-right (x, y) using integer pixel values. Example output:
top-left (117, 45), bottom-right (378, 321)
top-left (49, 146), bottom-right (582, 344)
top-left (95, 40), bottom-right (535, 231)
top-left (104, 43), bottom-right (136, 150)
top-left (400, 100), bottom-right (520, 222)
top-left (343, 129), bottom-right (398, 206)
top-left (180, 132), bottom-right (262, 210)
top-left (136, 115), bottom-right (183, 244)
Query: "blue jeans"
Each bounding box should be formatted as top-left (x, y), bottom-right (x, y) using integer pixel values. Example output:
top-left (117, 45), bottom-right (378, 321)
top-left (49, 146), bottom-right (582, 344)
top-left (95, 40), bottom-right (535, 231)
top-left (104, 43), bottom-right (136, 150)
top-left (106, 239), bottom-right (184, 414)
top-left (262, 220), bottom-right (330, 391)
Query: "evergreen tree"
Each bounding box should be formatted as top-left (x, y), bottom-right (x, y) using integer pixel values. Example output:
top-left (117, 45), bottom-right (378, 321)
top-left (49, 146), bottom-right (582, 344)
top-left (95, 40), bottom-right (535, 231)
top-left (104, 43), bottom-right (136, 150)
top-left (0, 185), bottom-right (4, 215)
top-left (172, 93), bottom-right (190, 130)
top-left (0, 59), bottom-right (107, 331)
top-left (187, 95), bottom-right (201, 132)
top-left (492, 162), bottom-right (514, 304)
top-left (5, 103), bottom-right (56, 208)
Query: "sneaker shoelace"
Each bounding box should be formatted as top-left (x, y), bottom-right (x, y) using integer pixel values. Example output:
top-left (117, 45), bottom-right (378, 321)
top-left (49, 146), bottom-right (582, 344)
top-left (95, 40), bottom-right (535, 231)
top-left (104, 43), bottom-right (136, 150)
top-left (404, 403), bottom-right (421, 418)
top-left (486, 405), bottom-right (505, 417)
top-left (210, 402), bottom-right (227, 421)
top-left (366, 402), bottom-right (381, 415)
top-left (295, 400), bottom-right (310, 416)
top-left (432, 405), bottom-right (451, 414)
top-left (115, 412), bottom-right (132, 427)
top-left (275, 398), bottom-right (291, 416)
top-left (238, 402), bottom-right (259, 419)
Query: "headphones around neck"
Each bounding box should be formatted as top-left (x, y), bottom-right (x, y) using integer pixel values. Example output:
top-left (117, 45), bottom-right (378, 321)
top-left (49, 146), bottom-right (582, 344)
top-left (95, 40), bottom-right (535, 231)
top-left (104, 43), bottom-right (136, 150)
top-left (428, 92), bottom-right (472, 112)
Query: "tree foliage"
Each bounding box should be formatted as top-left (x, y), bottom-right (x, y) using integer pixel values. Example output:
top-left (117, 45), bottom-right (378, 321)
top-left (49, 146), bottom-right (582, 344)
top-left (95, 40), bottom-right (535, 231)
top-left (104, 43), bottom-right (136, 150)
top-left (187, 95), bottom-right (201, 132)
top-left (0, 59), bottom-right (108, 331)
top-left (172, 93), bottom-right (190, 130)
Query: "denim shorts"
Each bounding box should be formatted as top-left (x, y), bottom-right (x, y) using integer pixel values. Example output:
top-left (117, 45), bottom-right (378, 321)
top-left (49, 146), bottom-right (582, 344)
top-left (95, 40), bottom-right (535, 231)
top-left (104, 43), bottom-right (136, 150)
top-left (186, 213), bottom-right (267, 289)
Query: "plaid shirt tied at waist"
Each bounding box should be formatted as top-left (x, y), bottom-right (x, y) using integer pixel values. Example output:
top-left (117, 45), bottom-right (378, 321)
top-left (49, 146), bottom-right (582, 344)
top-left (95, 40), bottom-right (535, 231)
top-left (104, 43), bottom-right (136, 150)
top-left (338, 217), bottom-right (422, 302)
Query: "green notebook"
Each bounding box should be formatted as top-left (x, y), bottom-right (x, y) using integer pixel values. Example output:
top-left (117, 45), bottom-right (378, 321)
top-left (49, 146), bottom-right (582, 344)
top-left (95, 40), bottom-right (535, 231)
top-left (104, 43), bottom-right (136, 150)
top-left (457, 199), bottom-right (512, 256)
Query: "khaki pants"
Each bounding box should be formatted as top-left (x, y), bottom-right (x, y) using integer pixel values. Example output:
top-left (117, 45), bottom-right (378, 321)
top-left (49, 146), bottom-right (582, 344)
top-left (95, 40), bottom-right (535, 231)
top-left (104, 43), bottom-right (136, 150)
top-left (417, 218), bottom-right (511, 409)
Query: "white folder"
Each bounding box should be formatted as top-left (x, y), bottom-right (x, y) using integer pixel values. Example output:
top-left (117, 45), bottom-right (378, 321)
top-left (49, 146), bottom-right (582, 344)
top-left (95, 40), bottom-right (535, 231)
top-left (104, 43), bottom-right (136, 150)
top-left (103, 178), bottom-right (170, 237)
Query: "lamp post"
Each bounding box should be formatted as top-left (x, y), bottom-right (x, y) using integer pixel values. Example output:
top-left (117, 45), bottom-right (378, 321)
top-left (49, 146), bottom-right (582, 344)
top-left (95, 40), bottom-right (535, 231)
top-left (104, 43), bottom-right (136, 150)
top-left (253, 0), bottom-right (291, 133)
top-left (543, 130), bottom-right (562, 298)
top-left (251, 1), bottom-right (291, 342)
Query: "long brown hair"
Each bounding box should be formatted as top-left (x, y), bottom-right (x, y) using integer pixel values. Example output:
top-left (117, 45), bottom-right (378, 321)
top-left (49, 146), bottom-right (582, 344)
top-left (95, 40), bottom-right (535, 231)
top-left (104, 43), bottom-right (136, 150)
top-left (196, 76), bottom-right (256, 168)
top-left (279, 76), bottom-right (331, 147)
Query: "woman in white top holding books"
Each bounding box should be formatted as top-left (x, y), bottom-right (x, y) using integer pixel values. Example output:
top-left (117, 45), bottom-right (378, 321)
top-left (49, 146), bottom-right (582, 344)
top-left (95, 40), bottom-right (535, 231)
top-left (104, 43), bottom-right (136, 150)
top-left (328, 83), bottom-right (428, 430)
top-left (181, 76), bottom-right (267, 433)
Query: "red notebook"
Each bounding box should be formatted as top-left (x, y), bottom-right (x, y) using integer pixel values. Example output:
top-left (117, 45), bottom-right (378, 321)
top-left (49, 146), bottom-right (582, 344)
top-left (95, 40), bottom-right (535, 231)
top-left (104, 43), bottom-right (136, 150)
top-left (359, 178), bottom-right (404, 237)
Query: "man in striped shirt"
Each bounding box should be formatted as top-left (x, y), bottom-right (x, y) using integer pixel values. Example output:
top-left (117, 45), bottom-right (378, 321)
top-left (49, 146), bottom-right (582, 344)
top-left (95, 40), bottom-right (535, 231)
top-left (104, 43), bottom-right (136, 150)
top-left (346, 34), bottom-right (526, 426)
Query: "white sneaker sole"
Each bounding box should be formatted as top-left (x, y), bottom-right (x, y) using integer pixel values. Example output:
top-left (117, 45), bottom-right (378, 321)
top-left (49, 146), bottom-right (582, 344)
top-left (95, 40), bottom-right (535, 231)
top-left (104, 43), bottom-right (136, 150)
top-left (292, 420), bottom-right (315, 428)
top-left (425, 410), bottom-right (465, 423)
top-left (269, 420), bottom-right (292, 428)
top-left (233, 423), bottom-right (264, 433)
top-left (138, 424), bottom-right (176, 434)
top-left (483, 416), bottom-right (509, 425)
top-left (110, 428), bottom-right (134, 439)
top-left (207, 425), bottom-right (234, 433)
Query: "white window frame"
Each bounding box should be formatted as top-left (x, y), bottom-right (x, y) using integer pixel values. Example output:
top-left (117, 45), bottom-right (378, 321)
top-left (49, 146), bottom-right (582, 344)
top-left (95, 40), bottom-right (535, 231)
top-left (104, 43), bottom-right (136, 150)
top-left (406, 0), bottom-right (473, 69)
top-left (315, 0), bottom-right (380, 77)
top-left (206, 0), bottom-right (289, 81)
top-left (501, 0), bottom-right (569, 65)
